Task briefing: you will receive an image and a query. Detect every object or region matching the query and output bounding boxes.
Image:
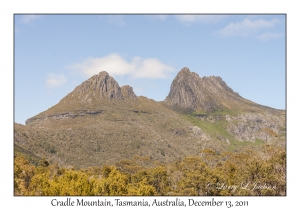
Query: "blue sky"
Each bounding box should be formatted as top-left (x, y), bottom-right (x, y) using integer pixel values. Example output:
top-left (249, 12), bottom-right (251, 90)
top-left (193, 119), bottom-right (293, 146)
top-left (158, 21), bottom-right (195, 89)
top-left (15, 14), bottom-right (286, 124)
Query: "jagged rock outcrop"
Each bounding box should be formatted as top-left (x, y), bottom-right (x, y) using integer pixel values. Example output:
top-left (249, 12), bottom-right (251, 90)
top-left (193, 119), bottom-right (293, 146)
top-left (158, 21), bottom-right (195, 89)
top-left (60, 71), bottom-right (124, 104)
top-left (164, 67), bottom-right (259, 112)
top-left (121, 85), bottom-right (137, 100)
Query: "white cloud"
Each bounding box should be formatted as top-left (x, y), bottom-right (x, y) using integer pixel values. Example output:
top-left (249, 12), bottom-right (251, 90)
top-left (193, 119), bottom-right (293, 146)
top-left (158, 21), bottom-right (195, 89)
top-left (107, 15), bottom-right (125, 26)
top-left (257, 32), bottom-right (283, 41)
top-left (176, 15), bottom-right (225, 25)
top-left (21, 15), bottom-right (41, 24)
top-left (46, 73), bottom-right (67, 88)
top-left (133, 58), bottom-right (174, 78)
top-left (69, 54), bottom-right (175, 79)
top-left (216, 18), bottom-right (280, 38)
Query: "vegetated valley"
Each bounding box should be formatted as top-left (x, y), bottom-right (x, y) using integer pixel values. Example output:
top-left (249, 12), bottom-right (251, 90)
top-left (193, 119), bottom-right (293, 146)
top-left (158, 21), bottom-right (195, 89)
top-left (14, 67), bottom-right (286, 196)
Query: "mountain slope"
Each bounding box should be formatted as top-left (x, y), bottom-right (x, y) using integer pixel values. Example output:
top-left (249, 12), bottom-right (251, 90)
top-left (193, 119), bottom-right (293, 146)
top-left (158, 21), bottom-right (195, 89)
top-left (15, 68), bottom-right (286, 168)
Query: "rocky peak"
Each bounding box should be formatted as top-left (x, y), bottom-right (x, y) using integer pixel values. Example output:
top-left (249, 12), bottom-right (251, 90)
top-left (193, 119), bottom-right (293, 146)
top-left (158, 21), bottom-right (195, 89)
top-left (60, 71), bottom-right (126, 103)
top-left (26, 71), bottom-right (139, 124)
top-left (178, 67), bottom-right (191, 75)
top-left (178, 67), bottom-right (199, 78)
top-left (121, 85), bottom-right (137, 100)
top-left (164, 67), bottom-right (244, 112)
top-left (164, 67), bottom-right (202, 109)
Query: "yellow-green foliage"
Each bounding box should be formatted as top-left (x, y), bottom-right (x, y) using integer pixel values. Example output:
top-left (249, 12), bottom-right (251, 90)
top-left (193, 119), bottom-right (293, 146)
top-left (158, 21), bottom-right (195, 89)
top-left (14, 146), bottom-right (286, 196)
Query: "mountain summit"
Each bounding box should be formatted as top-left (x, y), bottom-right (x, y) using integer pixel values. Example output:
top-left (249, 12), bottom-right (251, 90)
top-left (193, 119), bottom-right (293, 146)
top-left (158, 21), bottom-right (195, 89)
top-left (164, 67), bottom-right (271, 112)
top-left (60, 71), bottom-right (137, 104)
top-left (25, 72), bottom-right (137, 125)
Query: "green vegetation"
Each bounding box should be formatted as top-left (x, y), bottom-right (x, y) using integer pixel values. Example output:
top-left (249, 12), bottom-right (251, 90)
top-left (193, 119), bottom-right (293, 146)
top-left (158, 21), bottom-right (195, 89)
top-left (209, 109), bottom-right (240, 117)
top-left (183, 111), bottom-right (281, 152)
top-left (14, 145), bottom-right (286, 196)
top-left (185, 112), bottom-right (233, 138)
top-left (184, 112), bottom-right (234, 148)
top-left (228, 138), bottom-right (265, 150)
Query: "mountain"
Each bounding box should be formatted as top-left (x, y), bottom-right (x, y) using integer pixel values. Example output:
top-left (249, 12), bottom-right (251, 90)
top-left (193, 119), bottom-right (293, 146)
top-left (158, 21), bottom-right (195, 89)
top-left (15, 68), bottom-right (286, 168)
top-left (25, 71), bottom-right (137, 125)
top-left (164, 67), bottom-right (285, 143)
top-left (164, 67), bottom-right (280, 113)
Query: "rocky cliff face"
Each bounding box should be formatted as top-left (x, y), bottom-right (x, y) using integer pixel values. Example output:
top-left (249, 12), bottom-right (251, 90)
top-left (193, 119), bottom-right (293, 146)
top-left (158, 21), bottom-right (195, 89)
top-left (60, 71), bottom-right (137, 104)
top-left (164, 67), bottom-right (259, 112)
top-left (121, 85), bottom-right (137, 100)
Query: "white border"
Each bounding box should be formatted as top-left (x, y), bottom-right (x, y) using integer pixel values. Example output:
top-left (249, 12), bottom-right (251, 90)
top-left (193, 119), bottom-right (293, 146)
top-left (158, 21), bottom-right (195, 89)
top-left (2, 0), bottom-right (297, 209)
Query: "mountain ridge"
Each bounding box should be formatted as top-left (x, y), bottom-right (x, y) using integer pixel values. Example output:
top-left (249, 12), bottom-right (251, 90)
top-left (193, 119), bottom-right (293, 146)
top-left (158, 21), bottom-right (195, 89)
top-left (164, 67), bottom-right (280, 113)
top-left (16, 67), bottom-right (286, 168)
top-left (26, 67), bottom-right (283, 125)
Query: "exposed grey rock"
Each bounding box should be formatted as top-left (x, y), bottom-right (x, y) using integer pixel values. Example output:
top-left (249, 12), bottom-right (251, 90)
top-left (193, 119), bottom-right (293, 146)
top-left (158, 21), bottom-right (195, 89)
top-left (225, 113), bottom-right (285, 142)
top-left (25, 110), bottom-right (103, 125)
top-left (121, 85), bottom-right (137, 100)
top-left (60, 71), bottom-right (124, 104)
top-left (164, 67), bottom-right (244, 112)
top-left (59, 72), bottom-right (139, 105)
top-left (26, 72), bottom-right (139, 124)
top-left (191, 126), bottom-right (211, 141)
